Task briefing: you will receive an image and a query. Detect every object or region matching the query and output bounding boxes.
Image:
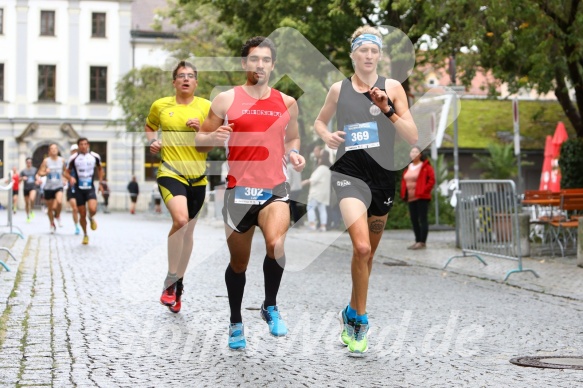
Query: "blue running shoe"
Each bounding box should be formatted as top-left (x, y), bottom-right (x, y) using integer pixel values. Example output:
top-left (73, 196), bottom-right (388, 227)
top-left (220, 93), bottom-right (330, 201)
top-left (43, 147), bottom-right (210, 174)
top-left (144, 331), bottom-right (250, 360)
top-left (75, 225), bottom-right (80, 235)
top-left (260, 304), bottom-right (288, 337)
top-left (228, 323), bottom-right (246, 350)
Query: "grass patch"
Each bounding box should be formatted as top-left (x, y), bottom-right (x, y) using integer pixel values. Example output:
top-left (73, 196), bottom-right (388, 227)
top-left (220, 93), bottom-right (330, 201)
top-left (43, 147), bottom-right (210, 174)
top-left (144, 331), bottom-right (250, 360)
top-left (442, 99), bottom-right (576, 149)
top-left (9, 269), bottom-right (23, 299)
top-left (0, 304), bottom-right (13, 346)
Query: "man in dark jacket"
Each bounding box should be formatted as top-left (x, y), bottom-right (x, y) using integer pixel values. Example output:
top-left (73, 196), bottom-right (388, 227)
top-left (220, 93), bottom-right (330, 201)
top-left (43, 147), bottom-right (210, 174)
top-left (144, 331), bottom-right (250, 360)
top-left (127, 176), bottom-right (139, 214)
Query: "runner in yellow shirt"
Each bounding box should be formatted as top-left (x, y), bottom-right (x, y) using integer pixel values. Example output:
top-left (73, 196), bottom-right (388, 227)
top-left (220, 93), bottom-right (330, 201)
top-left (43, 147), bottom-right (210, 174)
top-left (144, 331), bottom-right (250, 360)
top-left (145, 60), bottom-right (211, 313)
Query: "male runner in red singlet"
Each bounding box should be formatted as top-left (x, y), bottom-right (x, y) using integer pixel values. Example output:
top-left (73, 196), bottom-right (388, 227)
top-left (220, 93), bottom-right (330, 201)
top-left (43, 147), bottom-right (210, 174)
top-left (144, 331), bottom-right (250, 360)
top-left (196, 36), bottom-right (305, 350)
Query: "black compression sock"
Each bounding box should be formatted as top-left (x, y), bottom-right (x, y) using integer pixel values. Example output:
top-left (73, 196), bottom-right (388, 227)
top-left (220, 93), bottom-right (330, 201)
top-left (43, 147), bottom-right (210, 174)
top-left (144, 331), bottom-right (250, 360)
top-left (263, 255), bottom-right (286, 307)
top-left (225, 264), bottom-right (246, 323)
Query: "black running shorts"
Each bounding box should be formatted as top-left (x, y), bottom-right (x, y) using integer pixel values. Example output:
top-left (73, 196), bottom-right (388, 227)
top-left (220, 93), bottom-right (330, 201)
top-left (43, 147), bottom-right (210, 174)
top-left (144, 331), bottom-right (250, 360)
top-left (44, 188), bottom-right (63, 201)
top-left (223, 182), bottom-right (289, 233)
top-left (75, 187), bottom-right (97, 207)
top-left (157, 177), bottom-right (205, 219)
top-left (24, 187), bottom-right (37, 197)
top-left (331, 171), bottom-right (395, 217)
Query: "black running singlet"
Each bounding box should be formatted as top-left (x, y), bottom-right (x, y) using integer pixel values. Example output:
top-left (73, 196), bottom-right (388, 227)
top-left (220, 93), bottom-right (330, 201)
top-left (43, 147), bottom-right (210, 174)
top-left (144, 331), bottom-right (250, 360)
top-left (331, 76), bottom-right (396, 189)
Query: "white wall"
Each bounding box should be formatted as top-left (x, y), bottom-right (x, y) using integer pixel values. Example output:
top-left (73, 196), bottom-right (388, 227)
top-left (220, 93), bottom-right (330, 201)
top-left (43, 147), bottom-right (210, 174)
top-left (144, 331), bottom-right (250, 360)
top-left (133, 40), bottom-right (176, 70)
top-left (0, 0), bottom-right (173, 211)
top-left (1, 0), bottom-right (128, 120)
top-left (0, 1), bottom-right (17, 107)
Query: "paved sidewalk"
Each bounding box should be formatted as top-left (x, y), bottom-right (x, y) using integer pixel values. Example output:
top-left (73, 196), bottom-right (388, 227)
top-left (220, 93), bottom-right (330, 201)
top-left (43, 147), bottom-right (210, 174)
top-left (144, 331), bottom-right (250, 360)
top-left (316, 227), bottom-right (583, 301)
top-left (1, 210), bottom-right (583, 386)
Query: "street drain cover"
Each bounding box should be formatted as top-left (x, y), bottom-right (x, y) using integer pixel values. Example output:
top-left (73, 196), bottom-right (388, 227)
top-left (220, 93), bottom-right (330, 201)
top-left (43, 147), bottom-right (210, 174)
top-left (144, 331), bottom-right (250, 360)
top-left (510, 356), bottom-right (583, 370)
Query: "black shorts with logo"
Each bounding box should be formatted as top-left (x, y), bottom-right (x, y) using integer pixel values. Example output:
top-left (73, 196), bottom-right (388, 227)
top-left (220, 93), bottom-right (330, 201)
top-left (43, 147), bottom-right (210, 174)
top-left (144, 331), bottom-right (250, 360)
top-left (75, 187), bottom-right (97, 207)
top-left (157, 177), bottom-right (205, 219)
top-left (223, 182), bottom-right (289, 233)
top-left (331, 171), bottom-right (395, 217)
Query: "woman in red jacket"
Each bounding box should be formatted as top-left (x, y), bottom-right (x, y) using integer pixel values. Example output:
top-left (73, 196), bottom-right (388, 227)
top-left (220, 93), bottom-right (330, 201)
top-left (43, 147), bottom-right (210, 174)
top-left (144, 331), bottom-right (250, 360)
top-left (400, 146), bottom-right (435, 250)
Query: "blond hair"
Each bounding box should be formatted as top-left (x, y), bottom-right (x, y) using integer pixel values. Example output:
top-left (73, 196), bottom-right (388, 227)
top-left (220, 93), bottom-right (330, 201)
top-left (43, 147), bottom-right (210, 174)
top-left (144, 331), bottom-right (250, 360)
top-left (351, 26), bottom-right (382, 42)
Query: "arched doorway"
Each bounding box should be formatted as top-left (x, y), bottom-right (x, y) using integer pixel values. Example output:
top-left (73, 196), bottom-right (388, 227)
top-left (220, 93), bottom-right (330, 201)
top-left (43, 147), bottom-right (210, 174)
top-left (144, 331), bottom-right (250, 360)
top-left (32, 145), bottom-right (49, 168)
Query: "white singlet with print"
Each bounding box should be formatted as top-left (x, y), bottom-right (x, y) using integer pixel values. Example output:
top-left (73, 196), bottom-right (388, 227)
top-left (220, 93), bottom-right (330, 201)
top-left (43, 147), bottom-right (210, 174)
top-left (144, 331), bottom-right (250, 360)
top-left (69, 151), bottom-right (101, 190)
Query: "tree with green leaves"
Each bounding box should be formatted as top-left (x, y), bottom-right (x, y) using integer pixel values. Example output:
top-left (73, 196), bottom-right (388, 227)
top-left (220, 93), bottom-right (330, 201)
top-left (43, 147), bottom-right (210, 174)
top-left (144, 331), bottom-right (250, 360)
top-left (160, 0), bottom-right (435, 169)
top-left (153, 2), bottom-right (246, 100)
top-left (173, 0), bottom-right (441, 95)
top-left (156, 1), bottom-right (363, 153)
top-left (477, 0), bottom-right (583, 138)
top-left (154, 2), bottom-right (318, 166)
top-left (399, 0), bottom-right (583, 138)
top-left (559, 138), bottom-right (583, 188)
top-left (172, 0), bottom-right (583, 139)
top-left (113, 66), bottom-right (174, 134)
top-left (113, 66), bottom-right (174, 175)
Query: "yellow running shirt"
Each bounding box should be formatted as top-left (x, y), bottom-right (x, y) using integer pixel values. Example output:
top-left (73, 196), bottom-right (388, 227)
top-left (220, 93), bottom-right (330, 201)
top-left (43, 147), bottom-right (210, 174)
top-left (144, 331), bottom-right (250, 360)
top-left (146, 96), bottom-right (211, 186)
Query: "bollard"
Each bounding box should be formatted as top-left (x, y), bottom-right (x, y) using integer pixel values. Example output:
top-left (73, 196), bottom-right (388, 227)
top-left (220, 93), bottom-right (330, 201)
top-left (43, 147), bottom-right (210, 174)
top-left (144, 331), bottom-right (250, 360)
top-left (518, 213), bottom-right (530, 257)
top-left (578, 218), bottom-right (583, 268)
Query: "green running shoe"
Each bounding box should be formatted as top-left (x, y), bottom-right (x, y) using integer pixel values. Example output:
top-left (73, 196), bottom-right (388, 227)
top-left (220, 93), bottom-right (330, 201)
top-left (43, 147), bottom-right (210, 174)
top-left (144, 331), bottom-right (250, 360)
top-left (338, 308), bottom-right (355, 346)
top-left (348, 322), bottom-right (369, 356)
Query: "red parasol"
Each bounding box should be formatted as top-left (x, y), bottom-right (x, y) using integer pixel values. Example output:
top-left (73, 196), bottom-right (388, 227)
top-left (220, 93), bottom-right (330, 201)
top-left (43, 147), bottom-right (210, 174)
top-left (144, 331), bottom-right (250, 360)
top-left (539, 135), bottom-right (553, 190)
top-left (551, 121), bottom-right (569, 157)
top-left (549, 122), bottom-right (568, 192)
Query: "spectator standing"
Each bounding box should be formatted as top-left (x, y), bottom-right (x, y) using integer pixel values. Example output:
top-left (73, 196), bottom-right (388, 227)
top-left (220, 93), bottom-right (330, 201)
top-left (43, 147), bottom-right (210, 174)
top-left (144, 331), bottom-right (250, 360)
top-left (286, 156), bottom-right (303, 225)
top-left (152, 183), bottom-right (162, 214)
top-left (400, 146), bottom-right (435, 250)
top-left (302, 150), bottom-right (332, 231)
top-left (310, 144), bottom-right (322, 165)
top-left (127, 176), bottom-right (139, 214)
top-left (99, 176), bottom-right (110, 213)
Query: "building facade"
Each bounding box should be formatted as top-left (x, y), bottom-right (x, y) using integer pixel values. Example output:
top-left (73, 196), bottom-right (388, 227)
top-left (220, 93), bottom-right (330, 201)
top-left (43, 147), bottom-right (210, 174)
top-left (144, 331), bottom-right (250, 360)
top-left (0, 0), bottom-right (175, 210)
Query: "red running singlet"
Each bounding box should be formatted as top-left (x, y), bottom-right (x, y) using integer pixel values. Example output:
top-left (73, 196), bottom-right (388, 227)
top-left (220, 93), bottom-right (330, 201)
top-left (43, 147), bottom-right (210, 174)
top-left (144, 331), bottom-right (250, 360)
top-left (225, 86), bottom-right (290, 189)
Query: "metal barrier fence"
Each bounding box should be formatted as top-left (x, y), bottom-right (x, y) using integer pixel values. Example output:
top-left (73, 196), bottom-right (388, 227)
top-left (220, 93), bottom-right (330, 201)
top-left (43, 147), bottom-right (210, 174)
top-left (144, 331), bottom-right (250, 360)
top-left (0, 179), bottom-right (23, 272)
top-left (444, 180), bottom-right (538, 281)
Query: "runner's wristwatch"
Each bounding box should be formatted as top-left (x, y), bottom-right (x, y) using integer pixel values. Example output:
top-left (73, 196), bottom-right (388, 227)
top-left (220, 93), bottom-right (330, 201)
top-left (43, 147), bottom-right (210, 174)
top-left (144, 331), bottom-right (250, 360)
top-left (383, 105), bottom-right (395, 118)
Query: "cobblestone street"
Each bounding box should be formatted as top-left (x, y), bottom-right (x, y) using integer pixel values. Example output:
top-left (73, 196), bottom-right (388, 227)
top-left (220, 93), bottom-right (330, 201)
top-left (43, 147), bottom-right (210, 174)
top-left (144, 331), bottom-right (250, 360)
top-left (1, 210), bottom-right (583, 386)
